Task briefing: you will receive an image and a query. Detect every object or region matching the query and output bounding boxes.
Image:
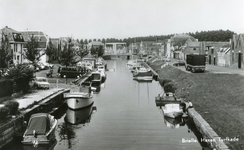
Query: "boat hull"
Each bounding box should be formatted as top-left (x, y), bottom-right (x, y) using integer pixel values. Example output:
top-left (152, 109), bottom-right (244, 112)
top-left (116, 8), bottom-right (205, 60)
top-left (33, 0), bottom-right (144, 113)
top-left (65, 105), bottom-right (93, 124)
top-left (162, 104), bottom-right (183, 118)
top-left (164, 111), bottom-right (183, 118)
top-left (66, 97), bottom-right (93, 110)
top-left (133, 76), bottom-right (153, 81)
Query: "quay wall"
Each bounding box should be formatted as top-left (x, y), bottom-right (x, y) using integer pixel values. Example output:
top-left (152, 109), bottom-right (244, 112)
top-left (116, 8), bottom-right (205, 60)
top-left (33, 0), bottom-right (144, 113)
top-left (0, 88), bottom-right (70, 149)
top-left (146, 61), bottom-right (229, 150)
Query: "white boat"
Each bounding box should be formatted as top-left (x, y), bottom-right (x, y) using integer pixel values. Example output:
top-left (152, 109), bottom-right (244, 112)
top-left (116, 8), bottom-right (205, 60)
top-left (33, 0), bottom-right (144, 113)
top-left (91, 71), bottom-right (102, 85)
top-left (134, 67), bottom-right (151, 74)
top-left (65, 105), bottom-right (94, 125)
top-left (64, 91), bottom-right (94, 110)
top-left (162, 104), bottom-right (183, 118)
top-left (22, 113), bottom-right (57, 147)
top-left (133, 67), bottom-right (152, 81)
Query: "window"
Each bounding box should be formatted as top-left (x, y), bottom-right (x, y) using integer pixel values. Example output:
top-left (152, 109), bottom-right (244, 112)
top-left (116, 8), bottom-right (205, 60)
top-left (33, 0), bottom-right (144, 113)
top-left (211, 48), bottom-right (214, 54)
top-left (193, 48), bottom-right (196, 50)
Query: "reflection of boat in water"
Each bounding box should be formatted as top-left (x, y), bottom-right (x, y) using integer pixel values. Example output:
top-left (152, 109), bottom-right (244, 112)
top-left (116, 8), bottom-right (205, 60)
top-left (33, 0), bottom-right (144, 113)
top-left (155, 92), bottom-right (182, 106)
top-left (133, 78), bottom-right (153, 83)
top-left (22, 113), bottom-right (57, 147)
top-left (64, 91), bottom-right (94, 110)
top-left (164, 116), bottom-right (184, 129)
top-left (23, 139), bottom-right (57, 150)
top-left (65, 105), bottom-right (95, 125)
top-left (162, 104), bottom-right (183, 118)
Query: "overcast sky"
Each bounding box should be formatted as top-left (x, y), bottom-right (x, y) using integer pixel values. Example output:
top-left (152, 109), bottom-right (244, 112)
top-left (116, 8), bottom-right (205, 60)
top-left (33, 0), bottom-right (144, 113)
top-left (1, 0), bottom-right (243, 40)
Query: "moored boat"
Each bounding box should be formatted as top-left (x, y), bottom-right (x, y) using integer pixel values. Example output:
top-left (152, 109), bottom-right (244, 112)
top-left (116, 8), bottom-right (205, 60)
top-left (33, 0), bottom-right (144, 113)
top-left (162, 103), bottom-right (183, 118)
top-left (155, 92), bottom-right (182, 106)
top-left (133, 67), bottom-right (152, 81)
top-left (65, 104), bottom-right (94, 125)
top-left (22, 113), bottom-right (57, 147)
top-left (64, 91), bottom-right (94, 110)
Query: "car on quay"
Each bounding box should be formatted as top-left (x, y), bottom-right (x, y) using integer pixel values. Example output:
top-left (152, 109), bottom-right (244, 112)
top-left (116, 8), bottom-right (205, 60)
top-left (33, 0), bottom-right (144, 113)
top-left (173, 60), bottom-right (185, 66)
top-left (32, 77), bottom-right (50, 89)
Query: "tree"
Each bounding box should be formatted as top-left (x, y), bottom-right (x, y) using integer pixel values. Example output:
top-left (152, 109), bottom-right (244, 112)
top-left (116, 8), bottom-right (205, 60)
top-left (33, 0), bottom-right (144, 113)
top-left (6, 64), bottom-right (35, 93)
top-left (84, 39), bottom-right (88, 44)
top-left (59, 38), bottom-right (75, 66)
top-left (46, 39), bottom-right (55, 62)
top-left (0, 33), bottom-right (12, 68)
top-left (102, 38), bottom-right (106, 44)
top-left (88, 39), bottom-right (92, 43)
top-left (91, 45), bottom-right (104, 57)
top-left (80, 39), bottom-right (84, 45)
top-left (23, 35), bottom-right (44, 67)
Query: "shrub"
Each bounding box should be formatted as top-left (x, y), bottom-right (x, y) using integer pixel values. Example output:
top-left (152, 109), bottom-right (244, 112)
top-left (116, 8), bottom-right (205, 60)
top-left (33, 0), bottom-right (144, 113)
top-left (0, 79), bottom-right (14, 97)
top-left (163, 82), bottom-right (177, 93)
top-left (6, 64), bottom-right (35, 93)
top-left (159, 78), bottom-right (173, 87)
top-left (4, 100), bottom-right (19, 115)
top-left (0, 106), bottom-right (9, 119)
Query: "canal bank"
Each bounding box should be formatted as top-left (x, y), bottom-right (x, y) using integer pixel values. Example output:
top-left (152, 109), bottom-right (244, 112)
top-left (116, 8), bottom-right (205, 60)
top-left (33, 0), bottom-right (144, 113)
top-left (2, 58), bottom-right (207, 150)
top-left (0, 88), bottom-right (70, 149)
top-left (146, 61), bottom-right (230, 150)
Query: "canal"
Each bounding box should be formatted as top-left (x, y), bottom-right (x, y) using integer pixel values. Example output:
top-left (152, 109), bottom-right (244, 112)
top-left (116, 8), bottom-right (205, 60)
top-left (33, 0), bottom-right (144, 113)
top-left (3, 58), bottom-right (210, 150)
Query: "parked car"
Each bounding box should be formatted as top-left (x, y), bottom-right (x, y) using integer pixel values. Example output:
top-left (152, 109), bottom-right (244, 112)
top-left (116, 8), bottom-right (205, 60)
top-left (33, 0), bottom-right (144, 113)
top-left (173, 60), bottom-right (185, 66)
top-left (163, 58), bottom-right (171, 62)
top-left (43, 62), bottom-right (54, 69)
top-left (33, 77), bottom-right (50, 89)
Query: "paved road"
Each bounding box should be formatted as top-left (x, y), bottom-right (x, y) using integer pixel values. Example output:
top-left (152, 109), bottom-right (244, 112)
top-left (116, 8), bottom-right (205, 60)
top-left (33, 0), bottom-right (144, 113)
top-left (168, 58), bottom-right (244, 76)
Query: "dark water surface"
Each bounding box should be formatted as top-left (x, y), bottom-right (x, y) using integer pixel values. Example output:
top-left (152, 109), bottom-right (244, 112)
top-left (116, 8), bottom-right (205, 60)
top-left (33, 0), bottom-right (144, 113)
top-left (3, 58), bottom-right (208, 150)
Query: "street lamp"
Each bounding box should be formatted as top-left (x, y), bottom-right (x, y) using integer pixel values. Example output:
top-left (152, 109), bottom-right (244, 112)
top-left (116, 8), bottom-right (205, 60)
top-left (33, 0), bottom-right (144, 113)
top-left (64, 75), bottom-right (67, 84)
top-left (238, 51), bottom-right (242, 69)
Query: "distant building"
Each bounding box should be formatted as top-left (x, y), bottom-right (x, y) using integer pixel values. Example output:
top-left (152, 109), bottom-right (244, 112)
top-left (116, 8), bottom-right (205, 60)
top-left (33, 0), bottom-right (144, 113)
top-left (105, 42), bottom-right (126, 54)
top-left (21, 31), bottom-right (49, 63)
top-left (0, 26), bottom-right (25, 65)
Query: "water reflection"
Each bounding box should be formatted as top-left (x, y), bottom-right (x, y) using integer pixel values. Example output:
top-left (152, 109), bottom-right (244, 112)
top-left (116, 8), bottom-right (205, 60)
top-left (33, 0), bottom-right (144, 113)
top-left (164, 116), bottom-right (186, 129)
top-left (56, 105), bottom-right (96, 149)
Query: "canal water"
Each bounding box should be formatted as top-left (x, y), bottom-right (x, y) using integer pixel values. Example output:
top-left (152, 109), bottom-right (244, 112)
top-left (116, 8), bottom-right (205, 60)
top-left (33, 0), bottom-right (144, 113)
top-left (3, 58), bottom-right (210, 150)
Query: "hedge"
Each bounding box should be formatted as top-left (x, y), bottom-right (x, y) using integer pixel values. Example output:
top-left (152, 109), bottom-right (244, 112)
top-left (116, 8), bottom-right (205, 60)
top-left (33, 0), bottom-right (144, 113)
top-left (4, 100), bottom-right (19, 115)
top-left (0, 79), bottom-right (14, 97)
top-left (0, 106), bottom-right (9, 120)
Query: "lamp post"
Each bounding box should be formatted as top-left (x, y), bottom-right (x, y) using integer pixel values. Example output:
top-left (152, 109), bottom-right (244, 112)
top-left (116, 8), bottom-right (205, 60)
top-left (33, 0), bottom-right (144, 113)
top-left (64, 75), bottom-right (67, 84)
top-left (238, 51), bottom-right (242, 69)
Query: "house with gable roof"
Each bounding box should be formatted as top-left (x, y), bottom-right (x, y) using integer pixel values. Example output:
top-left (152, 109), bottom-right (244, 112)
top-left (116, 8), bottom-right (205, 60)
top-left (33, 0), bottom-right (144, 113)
top-left (202, 41), bottom-right (230, 65)
top-left (21, 31), bottom-right (49, 63)
top-left (0, 26), bottom-right (25, 65)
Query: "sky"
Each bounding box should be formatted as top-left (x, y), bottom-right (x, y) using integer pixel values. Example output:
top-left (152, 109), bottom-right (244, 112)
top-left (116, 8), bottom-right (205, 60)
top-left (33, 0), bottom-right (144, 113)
top-left (0, 0), bottom-right (244, 40)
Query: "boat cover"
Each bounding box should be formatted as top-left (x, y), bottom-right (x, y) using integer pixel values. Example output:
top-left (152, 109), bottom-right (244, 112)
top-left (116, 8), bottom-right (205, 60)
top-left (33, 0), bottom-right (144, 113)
top-left (25, 115), bottom-right (50, 135)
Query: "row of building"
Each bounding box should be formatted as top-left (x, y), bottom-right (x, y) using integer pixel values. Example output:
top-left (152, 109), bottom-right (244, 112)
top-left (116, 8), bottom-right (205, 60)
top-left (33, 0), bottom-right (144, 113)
top-left (130, 34), bottom-right (243, 69)
top-left (1, 26), bottom-right (243, 69)
top-left (0, 26), bottom-right (83, 66)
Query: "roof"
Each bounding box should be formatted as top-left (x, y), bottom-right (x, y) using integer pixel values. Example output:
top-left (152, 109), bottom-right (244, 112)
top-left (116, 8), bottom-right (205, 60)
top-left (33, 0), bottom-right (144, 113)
top-left (21, 31), bottom-right (47, 48)
top-left (0, 26), bottom-right (25, 43)
top-left (187, 41), bottom-right (200, 47)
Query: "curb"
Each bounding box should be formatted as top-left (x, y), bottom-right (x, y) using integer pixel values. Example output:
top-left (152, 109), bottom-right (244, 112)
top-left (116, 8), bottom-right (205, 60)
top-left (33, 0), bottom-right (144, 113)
top-left (188, 108), bottom-right (230, 150)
